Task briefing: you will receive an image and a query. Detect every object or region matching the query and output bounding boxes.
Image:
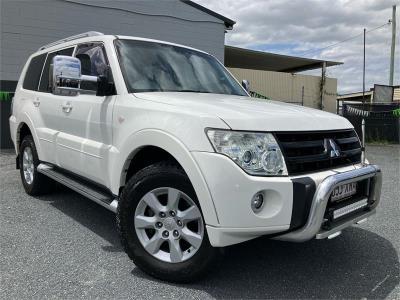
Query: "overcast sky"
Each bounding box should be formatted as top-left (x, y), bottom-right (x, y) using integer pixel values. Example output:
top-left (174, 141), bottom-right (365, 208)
top-left (196, 0), bottom-right (399, 94)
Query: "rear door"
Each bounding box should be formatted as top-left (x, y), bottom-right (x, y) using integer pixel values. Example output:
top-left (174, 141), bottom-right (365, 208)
top-left (55, 42), bottom-right (116, 186)
top-left (18, 53), bottom-right (49, 159)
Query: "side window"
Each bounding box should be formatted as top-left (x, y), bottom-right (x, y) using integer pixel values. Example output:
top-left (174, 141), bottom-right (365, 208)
top-left (38, 47), bottom-right (74, 92)
top-left (22, 54), bottom-right (47, 91)
top-left (75, 43), bottom-right (110, 91)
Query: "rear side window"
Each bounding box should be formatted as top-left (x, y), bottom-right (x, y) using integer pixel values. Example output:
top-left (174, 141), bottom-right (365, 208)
top-left (38, 47), bottom-right (74, 92)
top-left (22, 54), bottom-right (47, 91)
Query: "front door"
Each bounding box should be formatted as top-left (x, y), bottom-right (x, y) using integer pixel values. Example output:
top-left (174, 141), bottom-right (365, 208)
top-left (56, 43), bottom-right (116, 187)
top-left (34, 46), bottom-right (75, 164)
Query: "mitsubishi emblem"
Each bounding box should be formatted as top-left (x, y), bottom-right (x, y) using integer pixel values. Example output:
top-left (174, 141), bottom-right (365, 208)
top-left (324, 138), bottom-right (341, 158)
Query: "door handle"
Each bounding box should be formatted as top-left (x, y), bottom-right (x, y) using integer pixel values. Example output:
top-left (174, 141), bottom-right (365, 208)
top-left (33, 98), bottom-right (40, 107)
top-left (62, 103), bottom-right (73, 113)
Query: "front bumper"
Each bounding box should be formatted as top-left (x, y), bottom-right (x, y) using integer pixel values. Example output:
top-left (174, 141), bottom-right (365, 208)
top-left (193, 152), bottom-right (382, 247)
top-left (276, 164), bottom-right (382, 242)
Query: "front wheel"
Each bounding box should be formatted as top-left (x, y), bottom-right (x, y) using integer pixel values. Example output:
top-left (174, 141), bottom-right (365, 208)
top-left (117, 162), bottom-right (219, 283)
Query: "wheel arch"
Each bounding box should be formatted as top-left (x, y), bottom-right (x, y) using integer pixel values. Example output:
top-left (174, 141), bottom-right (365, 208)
top-left (121, 145), bottom-right (181, 187)
top-left (15, 116), bottom-right (41, 158)
top-left (17, 123), bottom-right (32, 150)
top-left (110, 129), bottom-right (219, 226)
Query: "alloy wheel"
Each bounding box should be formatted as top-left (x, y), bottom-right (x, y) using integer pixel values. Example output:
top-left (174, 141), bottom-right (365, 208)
top-left (134, 187), bottom-right (204, 263)
top-left (22, 147), bottom-right (34, 185)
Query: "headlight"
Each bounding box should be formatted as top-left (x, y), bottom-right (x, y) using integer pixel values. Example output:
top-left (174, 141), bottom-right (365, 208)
top-left (206, 129), bottom-right (288, 176)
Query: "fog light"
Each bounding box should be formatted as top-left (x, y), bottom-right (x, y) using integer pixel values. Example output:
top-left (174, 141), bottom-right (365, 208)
top-left (251, 193), bottom-right (264, 212)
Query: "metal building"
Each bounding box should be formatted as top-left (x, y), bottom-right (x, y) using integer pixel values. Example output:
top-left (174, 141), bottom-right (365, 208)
top-left (0, 0), bottom-right (344, 148)
top-left (338, 85), bottom-right (400, 103)
top-left (225, 46), bottom-right (342, 113)
top-left (0, 0), bottom-right (234, 89)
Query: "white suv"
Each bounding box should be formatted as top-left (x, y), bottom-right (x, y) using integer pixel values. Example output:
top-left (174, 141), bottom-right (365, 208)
top-left (9, 32), bottom-right (382, 282)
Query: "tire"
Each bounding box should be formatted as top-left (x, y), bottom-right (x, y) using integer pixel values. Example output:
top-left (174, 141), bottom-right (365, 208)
top-left (117, 162), bottom-right (220, 283)
top-left (19, 135), bottom-right (52, 196)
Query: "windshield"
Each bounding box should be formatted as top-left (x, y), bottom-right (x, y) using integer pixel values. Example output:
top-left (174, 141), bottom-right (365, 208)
top-left (115, 39), bottom-right (248, 96)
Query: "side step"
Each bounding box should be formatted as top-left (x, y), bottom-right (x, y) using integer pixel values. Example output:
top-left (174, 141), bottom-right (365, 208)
top-left (37, 163), bottom-right (118, 213)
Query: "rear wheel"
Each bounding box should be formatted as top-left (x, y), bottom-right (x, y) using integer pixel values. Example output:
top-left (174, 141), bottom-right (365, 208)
top-left (117, 162), bottom-right (219, 283)
top-left (19, 135), bottom-right (51, 195)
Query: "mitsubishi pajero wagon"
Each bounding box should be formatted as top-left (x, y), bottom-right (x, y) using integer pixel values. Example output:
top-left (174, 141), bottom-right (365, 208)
top-left (9, 32), bottom-right (382, 282)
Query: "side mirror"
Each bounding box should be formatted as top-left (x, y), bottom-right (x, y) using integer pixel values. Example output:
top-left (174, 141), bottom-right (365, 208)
top-left (96, 66), bottom-right (115, 97)
top-left (242, 79), bottom-right (250, 92)
top-left (49, 55), bottom-right (97, 96)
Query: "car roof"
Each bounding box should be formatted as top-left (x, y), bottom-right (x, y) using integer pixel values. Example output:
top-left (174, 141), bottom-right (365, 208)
top-left (115, 35), bottom-right (209, 55)
top-left (34, 34), bottom-right (209, 57)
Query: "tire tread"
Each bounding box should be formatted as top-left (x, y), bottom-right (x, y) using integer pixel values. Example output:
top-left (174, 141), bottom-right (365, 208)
top-left (19, 135), bottom-right (52, 196)
top-left (117, 161), bottom-right (219, 283)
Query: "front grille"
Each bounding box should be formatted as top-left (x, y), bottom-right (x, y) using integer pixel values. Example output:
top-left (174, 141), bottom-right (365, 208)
top-left (275, 129), bottom-right (362, 175)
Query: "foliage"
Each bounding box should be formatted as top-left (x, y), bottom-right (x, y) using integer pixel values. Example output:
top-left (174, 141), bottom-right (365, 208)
top-left (249, 90), bottom-right (270, 100)
top-left (366, 139), bottom-right (392, 145)
top-left (0, 91), bottom-right (13, 101)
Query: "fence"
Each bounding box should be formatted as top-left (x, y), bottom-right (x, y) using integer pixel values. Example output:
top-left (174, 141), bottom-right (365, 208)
top-left (342, 102), bottom-right (400, 144)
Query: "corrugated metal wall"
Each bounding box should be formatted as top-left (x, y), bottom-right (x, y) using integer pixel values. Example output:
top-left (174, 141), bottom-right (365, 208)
top-left (394, 87), bottom-right (400, 101)
top-left (228, 68), bottom-right (338, 113)
top-left (0, 0), bottom-right (226, 82)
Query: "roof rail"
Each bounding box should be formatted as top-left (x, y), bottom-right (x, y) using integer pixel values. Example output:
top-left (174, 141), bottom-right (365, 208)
top-left (38, 31), bottom-right (104, 51)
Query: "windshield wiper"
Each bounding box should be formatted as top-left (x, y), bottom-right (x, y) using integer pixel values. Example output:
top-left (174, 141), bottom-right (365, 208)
top-left (133, 89), bottom-right (213, 93)
top-left (133, 88), bottom-right (162, 92)
top-left (175, 89), bottom-right (212, 93)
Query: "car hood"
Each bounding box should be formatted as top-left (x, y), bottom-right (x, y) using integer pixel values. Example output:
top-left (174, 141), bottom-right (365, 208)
top-left (133, 92), bottom-right (353, 132)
